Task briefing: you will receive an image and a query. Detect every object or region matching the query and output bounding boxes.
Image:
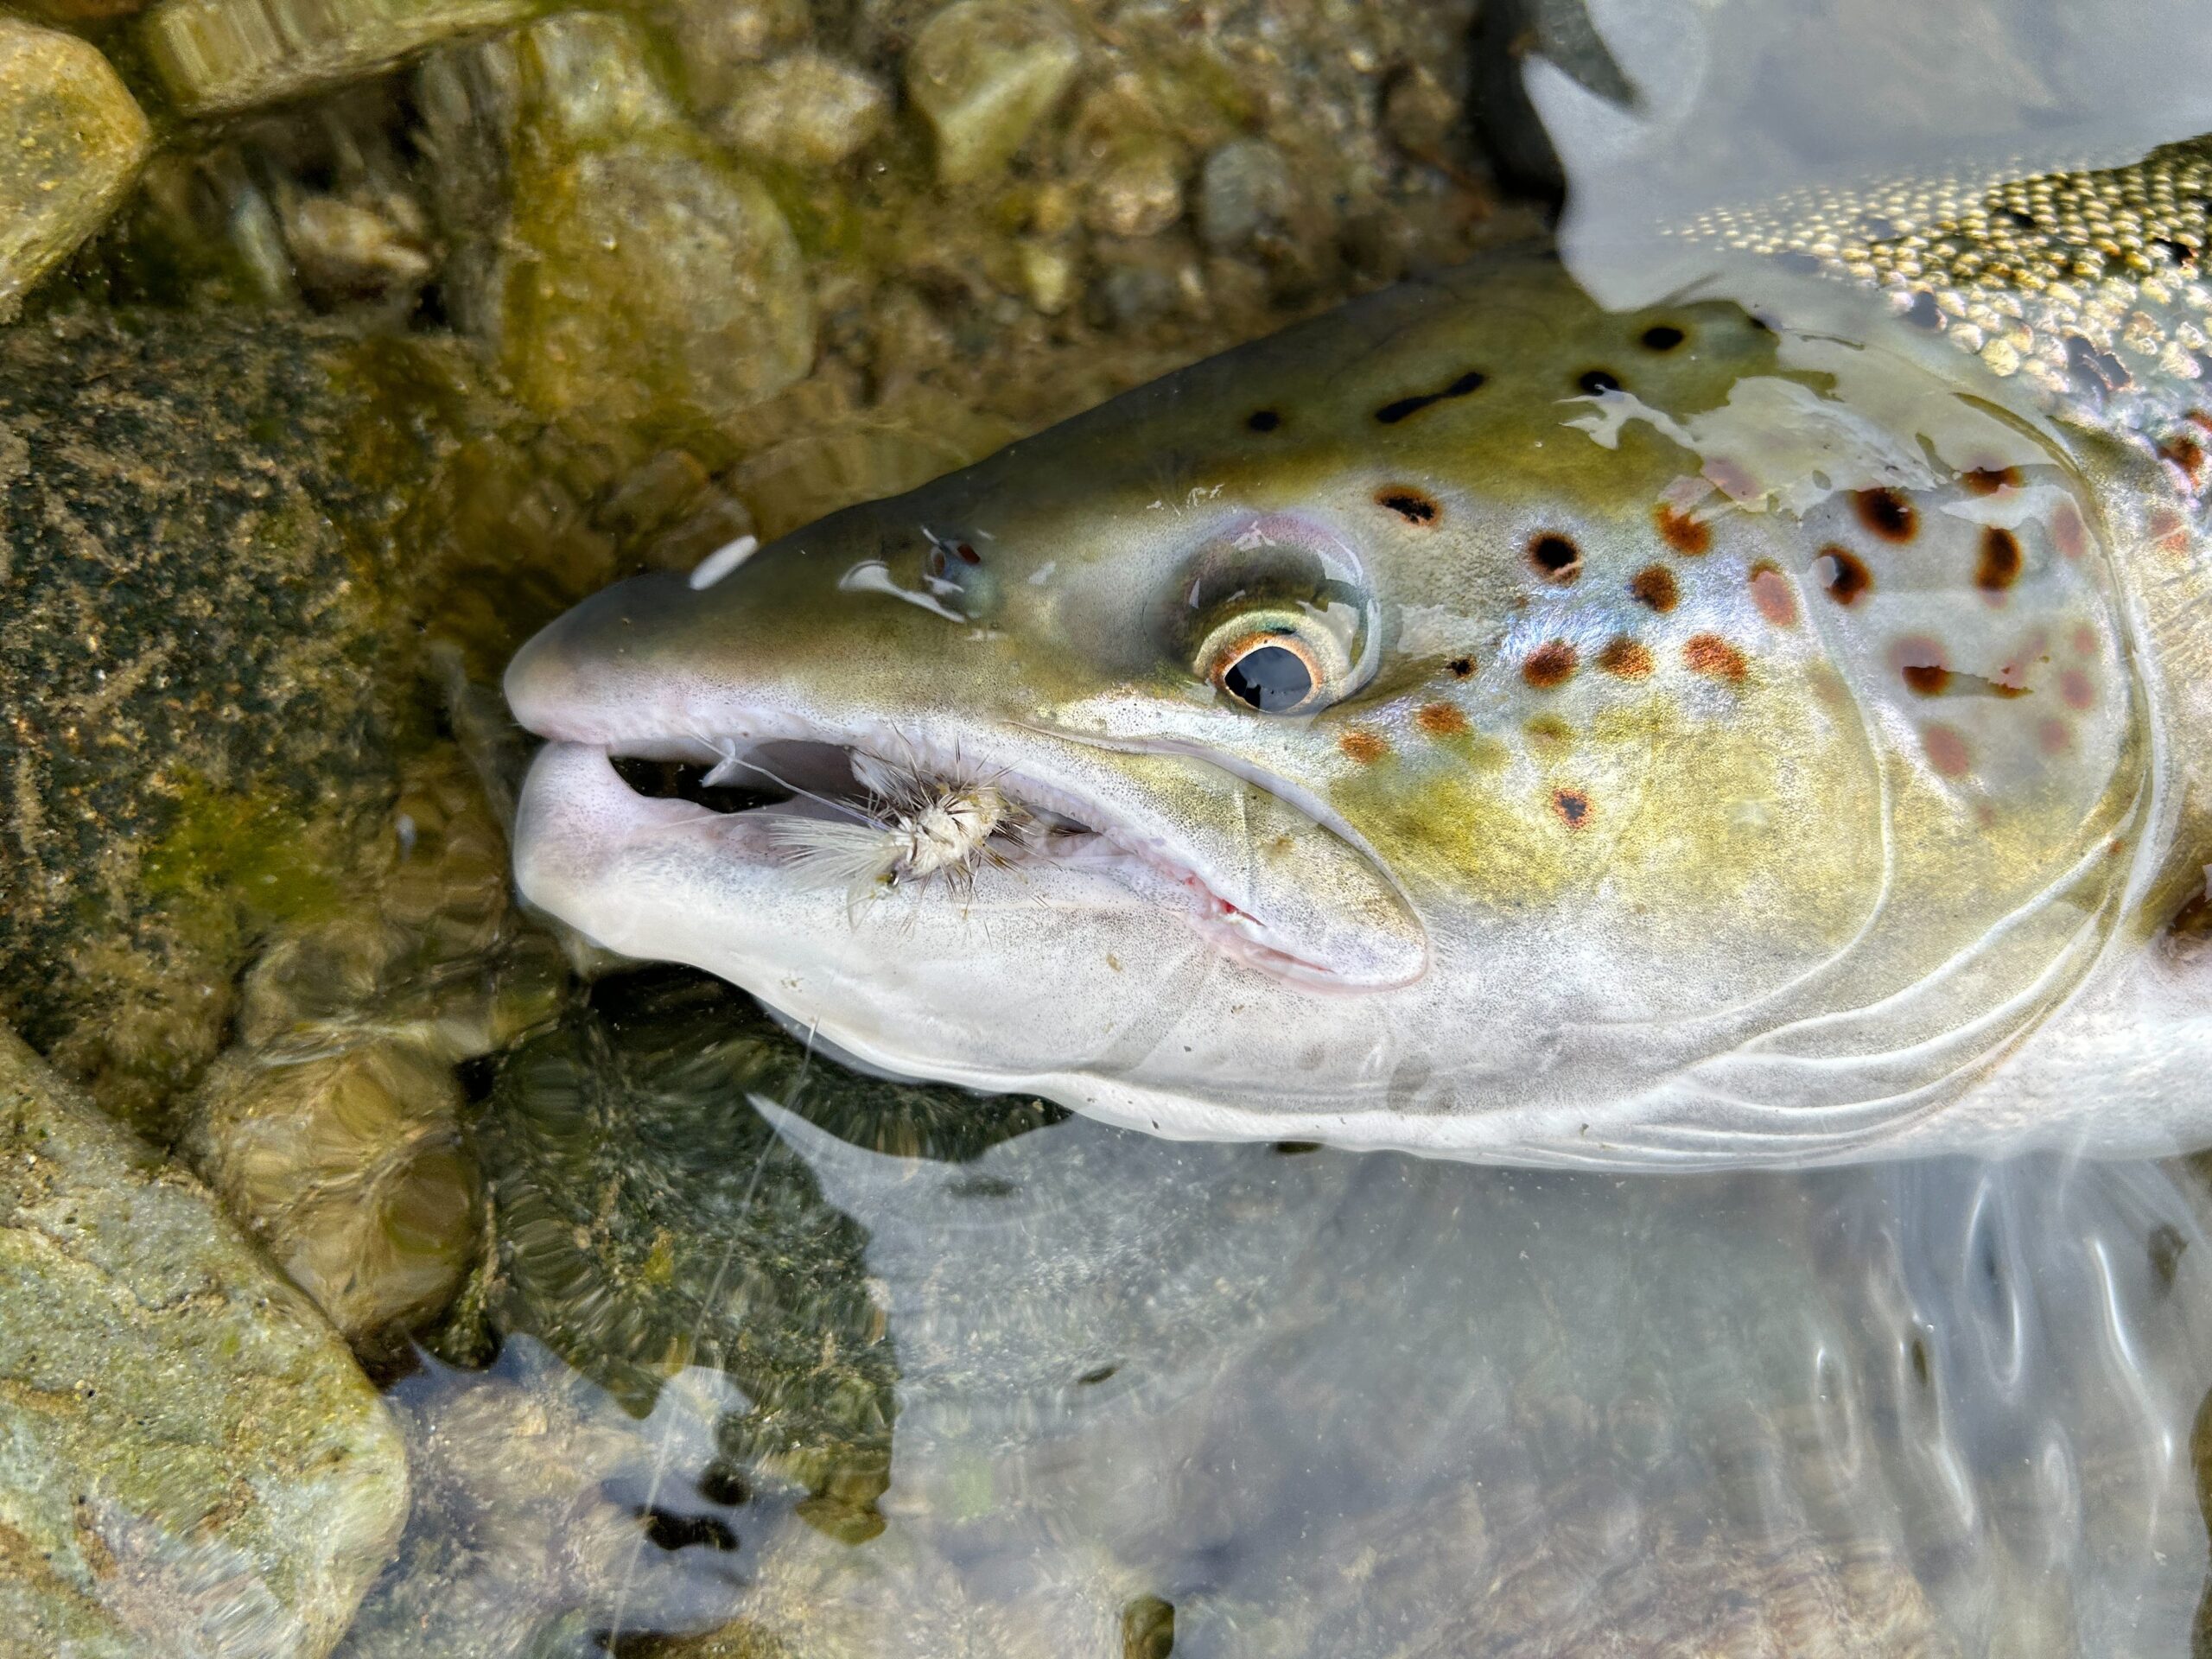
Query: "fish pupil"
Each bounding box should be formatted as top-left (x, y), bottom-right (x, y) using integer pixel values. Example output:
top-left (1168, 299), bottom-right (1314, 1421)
top-left (1224, 643), bottom-right (1313, 712)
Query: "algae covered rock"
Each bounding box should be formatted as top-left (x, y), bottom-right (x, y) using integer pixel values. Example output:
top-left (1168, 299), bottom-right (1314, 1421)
top-left (0, 19), bottom-right (151, 321)
top-left (0, 1027), bottom-right (407, 1657)
top-left (715, 49), bottom-right (890, 169)
top-left (461, 969), bottom-right (1062, 1514)
top-left (906, 1), bottom-right (1082, 186)
top-left (0, 311), bottom-right (505, 1135)
top-left (424, 11), bottom-right (814, 441)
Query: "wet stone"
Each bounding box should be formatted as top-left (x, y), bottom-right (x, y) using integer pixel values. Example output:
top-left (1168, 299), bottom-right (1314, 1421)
top-left (0, 19), bottom-right (150, 321)
top-left (454, 11), bottom-right (815, 436)
top-left (0, 1028), bottom-right (408, 1658)
top-left (141, 0), bottom-right (537, 118)
top-left (905, 0), bottom-right (1083, 187)
top-left (715, 49), bottom-right (890, 169)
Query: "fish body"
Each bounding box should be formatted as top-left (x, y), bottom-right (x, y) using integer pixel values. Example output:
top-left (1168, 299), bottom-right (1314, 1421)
top-left (507, 141), bottom-right (2212, 1168)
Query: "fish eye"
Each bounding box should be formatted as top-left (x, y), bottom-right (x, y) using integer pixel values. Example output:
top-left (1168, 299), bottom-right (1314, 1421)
top-left (1197, 615), bottom-right (1351, 714)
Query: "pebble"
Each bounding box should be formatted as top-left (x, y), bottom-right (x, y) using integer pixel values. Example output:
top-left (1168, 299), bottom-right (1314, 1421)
top-left (0, 19), bottom-right (151, 321)
top-left (142, 0), bottom-right (537, 117)
top-left (717, 48), bottom-right (889, 168)
top-left (906, 0), bottom-right (1083, 187)
top-left (0, 1027), bottom-right (408, 1658)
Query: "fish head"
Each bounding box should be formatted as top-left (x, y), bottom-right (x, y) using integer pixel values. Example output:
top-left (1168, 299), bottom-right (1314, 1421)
top-left (508, 249), bottom-right (2140, 1160)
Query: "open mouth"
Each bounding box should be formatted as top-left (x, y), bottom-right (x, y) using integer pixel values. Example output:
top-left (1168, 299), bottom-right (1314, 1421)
top-left (588, 732), bottom-right (1367, 988)
top-left (515, 706), bottom-right (1428, 994)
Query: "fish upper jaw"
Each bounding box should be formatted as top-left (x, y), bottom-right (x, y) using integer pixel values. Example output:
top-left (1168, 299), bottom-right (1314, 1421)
top-left (506, 591), bottom-right (1428, 994)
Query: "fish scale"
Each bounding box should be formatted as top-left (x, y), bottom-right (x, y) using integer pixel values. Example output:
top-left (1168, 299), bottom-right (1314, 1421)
top-left (507, 138), bottom-right (2212, 1166)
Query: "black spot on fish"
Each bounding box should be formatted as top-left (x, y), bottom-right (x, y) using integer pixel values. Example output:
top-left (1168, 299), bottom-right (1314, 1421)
top-left (1246, 409), bottom-right (1282, 432)
top-left (1639, 324), bottom-right (1684, 351)
top-left (1376, 486), bottom-right (1440, 524)
top-left (1528, 532), bottom-right (1581, 583)
top-left (1077, 1363), bottom-right (1120, 1385)
top-left (1853, 487), bottom-right (1916, 543)
top-left (1577, 368), bottom-right (1621, 395)
top-left (2063, 333), bottom-right (2132, 392)
top-left (1375, 370), bottom-right (1486, 425)
top-left (696, 1465), bottom-right (752, 1507)
top-left (1902, 290), bottom-right (1943, 330)
top-left (1552, 788), bottom-right (1592, 829)
top-left (1446, 656), bottom-right (1475, 678)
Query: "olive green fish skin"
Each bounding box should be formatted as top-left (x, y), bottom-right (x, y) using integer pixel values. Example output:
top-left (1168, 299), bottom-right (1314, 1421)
top-left (506, 143), bottom-right (2212, 1168)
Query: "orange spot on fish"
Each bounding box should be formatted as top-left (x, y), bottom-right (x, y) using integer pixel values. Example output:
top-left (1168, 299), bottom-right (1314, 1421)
top-left (1961, 466), bottom-right (2022, 495)
top-left (2060, 668), bottom-right (2094, 710)
top-left (1922, 723), bottom-right (1972, 778)
top-left (1552, 788), bottom-right (1592, 829)
top-left (1975, 525), bottom-right (2023, 602)
top-left (1748, 562), bottom-right (1797, 625)
top-left (1339, 729), bottom-right (1388, 764)
top-left (1597, 636), bottom-right (1653, 678)
top-left (1653, 502), bottom-right (1711, 555)
top-left (2159, 433), bottom-right (2208, 486)
top-left (1630, 565), bottom-right (1679, 613)
top-left (1683, 634), bottom-right (1747, 682)
top-left (1416, 702), bottom-right (1467, 736)
top-left (1523, 641), bottom-right (1579, 689)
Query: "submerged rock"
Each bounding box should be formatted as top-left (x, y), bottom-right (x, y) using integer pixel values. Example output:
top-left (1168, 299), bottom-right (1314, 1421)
top-left (715, 49), bottom-right (890, 169)
top-left (906, 1), bottom-right (1083, 186)
top-left (0, 20), bottom-right (150, 321)
top-left (338, 1339), bottom-right (750, 1659)
top-left (0, 1027), bottom-right (407, 1657)
top-left (421, 11), bottom-right (813, 441)
top-left (141, 0), bottom-right (537, 117)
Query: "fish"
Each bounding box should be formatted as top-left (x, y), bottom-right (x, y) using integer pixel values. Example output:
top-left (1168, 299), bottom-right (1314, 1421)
top-left (505, 137), bottom-right (2212, 1169)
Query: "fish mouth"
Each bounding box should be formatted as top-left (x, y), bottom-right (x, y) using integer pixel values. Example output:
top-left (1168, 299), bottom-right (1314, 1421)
top-left (512, 709), bottom-right (1428, 994)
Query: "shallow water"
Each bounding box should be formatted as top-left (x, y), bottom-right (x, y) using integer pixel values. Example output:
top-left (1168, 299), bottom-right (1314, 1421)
top-left (327, 976), bottom-right (2212, 1656)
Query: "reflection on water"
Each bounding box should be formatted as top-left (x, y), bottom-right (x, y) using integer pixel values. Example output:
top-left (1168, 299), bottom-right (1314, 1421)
top-left (348, 975), bottom-right (2212, 1656)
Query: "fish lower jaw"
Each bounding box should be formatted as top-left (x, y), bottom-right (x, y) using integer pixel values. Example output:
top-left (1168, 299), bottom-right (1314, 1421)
top-left (550, 721), bottom-right (1400, 993)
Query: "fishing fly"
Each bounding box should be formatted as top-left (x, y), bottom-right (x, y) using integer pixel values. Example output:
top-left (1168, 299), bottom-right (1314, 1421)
top-left (771, 749), bottom-right (1024, 905)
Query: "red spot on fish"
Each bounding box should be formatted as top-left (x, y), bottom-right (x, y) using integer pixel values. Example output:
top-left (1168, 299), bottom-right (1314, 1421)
top-left (1654, 502), bottom-right (1711, 555)
top-left (2151, 505), bottom-right (2191, 558)
top-left (1705, 458), bottom-right (1758, 502)
top-left (1597, 636), bottom-right (1654, 679)
top-left (2071, 624), bottom-right (2098, 658)
top-left (1683, 634), bottom-right (1748, 682)
top-left (1416, 702), bottom-right (1468, 736)
top-left (1854, 488), bottom-right (1917, 542)
top-left (2060, 668), bottom-right (2094, 710)
top-left (1891, 634), bottom-right (1951, 696)
top-left (1552, 788), bottom-right (1592, 829)
top-left (2038, 717), bottom-right (2074, 755)
top-left (2053, 500), bottom-right (2088, 560)
top-left (2160, 433), bottom-right (2208, 486)
top-left (1523, 641), bottom-right (1579, 689)
top-left (1748, 562), bottom-right (1798, 625)
top-left (1922, 723), bottom-right (1972, 778)
top-left (1339, 729), bottom-right (1389, 764)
